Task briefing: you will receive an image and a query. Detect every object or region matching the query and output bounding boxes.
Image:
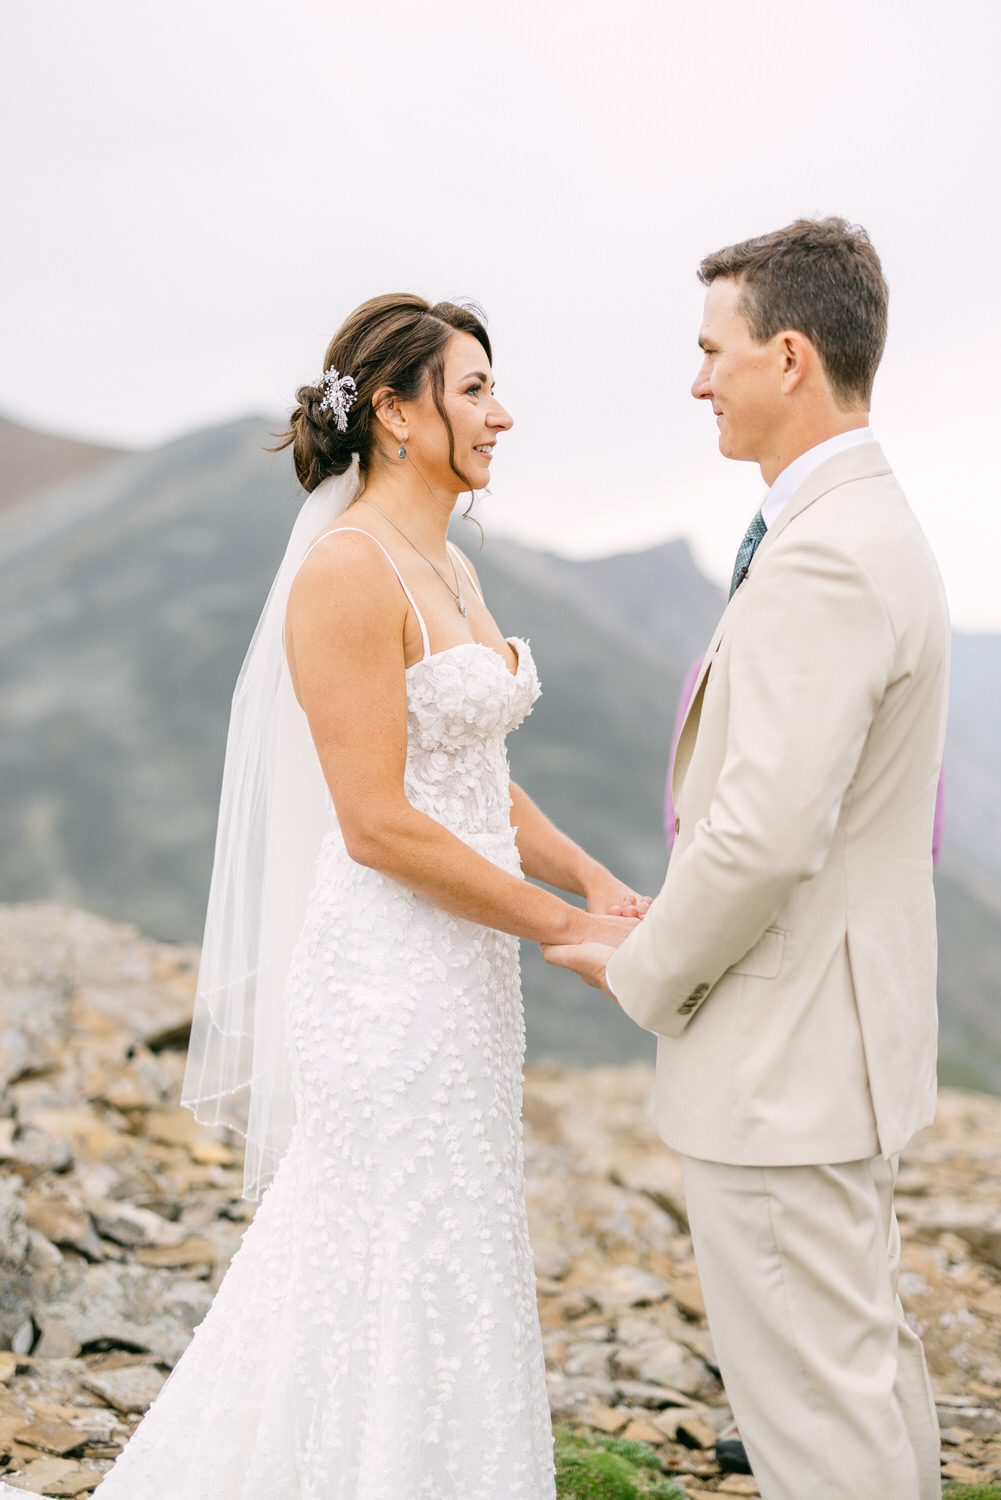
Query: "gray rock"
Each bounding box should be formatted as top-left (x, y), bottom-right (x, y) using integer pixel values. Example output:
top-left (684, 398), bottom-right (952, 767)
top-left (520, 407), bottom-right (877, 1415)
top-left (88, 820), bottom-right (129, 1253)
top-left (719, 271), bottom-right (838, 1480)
top-left (162, 1278), bottom-right (214, 1330)
top-left (565, 1322), bottom-right (612, 1343)
top-left (26, 1227), bottom-right (64, 1269)
top-left (667, 1410), bottom-right (718, 1450)
top-left (0, 1176), bottom-right (33, 1347)
top-left (0, 928), bottom-right (71, 1091)
top-left (935, 1404), bottom-right (1001, 1437)
top-left (34, 1262), bottom-right (212, 1364)
top-left (677, 1325), bottom-right (718, 1373)
top-left (615, 1312), bottom-right (667, 1345)
top-left (613, 1335), bottom-right (716, 1399)
top-left (545, 1369), bottom-right (618, 1417)
top-left (11, 1317), bottom-right (36, 1354)
top-left (532, 1241), bottom-right (572, 1281)
top-left (547, 1288), bottom-right (595, 1321)
top-left (588, 1264), bottom-right (670, 1313)
top-left (614, 1379), bottom-right (696, 1408)
top-left (694, 1404), bottom-right (737, 1435)
top-left (21, 1191), bottom-right (100, 1259)
top-left (2, 1455), bottom-right (99, 1495)
top-left (33, 1315), bottom-right (83, 1359)
top-left (88, 1198), bottom-right (184, 1250)
top-left (0, 1024), bottom-right (52, 1091)
top-left (908, 1199), bottom-right (1001, 1267)
top-left (0, 1176), bottom-right (30, 1264)
top-left (12, 1415), bottom-right (90, 1458)
top-left (611, 1158), bottom-right (688, 1232)
top-left (7, 1124), bottom-right (74, 1180)
top-left (82, 1363), bottom-right (167, 1414)
top-left (563, 1341), bottom-right (615, 1380)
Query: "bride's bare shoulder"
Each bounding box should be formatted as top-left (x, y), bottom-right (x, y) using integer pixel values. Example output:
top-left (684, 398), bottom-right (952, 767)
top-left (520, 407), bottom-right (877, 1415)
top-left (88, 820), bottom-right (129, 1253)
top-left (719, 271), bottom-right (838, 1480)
top-left (286, 527), bottom-right (409, 654)
top-left (291, 526), bottom-right (400, 598)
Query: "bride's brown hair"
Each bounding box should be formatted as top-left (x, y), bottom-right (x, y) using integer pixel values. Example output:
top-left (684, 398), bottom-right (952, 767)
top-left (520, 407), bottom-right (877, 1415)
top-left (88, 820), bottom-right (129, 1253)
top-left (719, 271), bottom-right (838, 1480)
top-left (273, 294), bottom-right (492, 493)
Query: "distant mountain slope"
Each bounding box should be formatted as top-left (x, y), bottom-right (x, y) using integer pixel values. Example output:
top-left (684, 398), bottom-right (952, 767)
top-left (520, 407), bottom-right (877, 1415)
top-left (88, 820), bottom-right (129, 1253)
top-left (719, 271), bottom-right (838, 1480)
top-left (0, 416), bottom-right (998, 1076)
top-left (943, 633), bottom-right (1001, 884)
top-left (0, 413), bottom-right (128, 511)
top-left (934, 858), bottom-right (1001, 1091)
top-left (0, 418), bottom-right (297, 939)
top-left (475, 535), bottom-right (725, 675)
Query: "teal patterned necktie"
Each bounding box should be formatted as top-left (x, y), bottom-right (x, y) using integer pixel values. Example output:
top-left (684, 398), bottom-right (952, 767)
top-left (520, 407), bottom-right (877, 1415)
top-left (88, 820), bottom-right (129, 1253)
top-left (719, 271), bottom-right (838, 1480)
top-left (729, 509), bottom-right (767, 600)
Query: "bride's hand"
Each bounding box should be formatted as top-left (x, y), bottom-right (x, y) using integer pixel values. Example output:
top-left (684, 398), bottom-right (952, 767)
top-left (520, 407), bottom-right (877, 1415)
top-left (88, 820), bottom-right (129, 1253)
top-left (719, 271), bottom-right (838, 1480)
top-left (540, 912), bottom-right (636, 997)
top-left (585, 872), bottom-right (653, 920)
top-left (576, 911), bottom-right (641, 946)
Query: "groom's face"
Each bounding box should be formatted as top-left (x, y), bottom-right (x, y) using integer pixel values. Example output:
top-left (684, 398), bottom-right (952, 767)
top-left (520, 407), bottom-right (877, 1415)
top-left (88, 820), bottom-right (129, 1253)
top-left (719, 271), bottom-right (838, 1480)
top-left (692, 278), bottom-right (781, 464)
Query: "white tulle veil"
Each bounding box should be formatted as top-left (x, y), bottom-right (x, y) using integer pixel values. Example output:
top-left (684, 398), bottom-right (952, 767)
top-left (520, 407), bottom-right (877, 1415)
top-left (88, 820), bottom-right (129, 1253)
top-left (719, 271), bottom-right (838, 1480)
top-left (182, 459), bottom-right (362, 1198)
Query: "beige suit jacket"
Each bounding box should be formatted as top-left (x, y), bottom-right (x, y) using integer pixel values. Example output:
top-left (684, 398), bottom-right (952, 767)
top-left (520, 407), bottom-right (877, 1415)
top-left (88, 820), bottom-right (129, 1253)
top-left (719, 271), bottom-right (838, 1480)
top-left (606, 442), bottom-right (950, 1166)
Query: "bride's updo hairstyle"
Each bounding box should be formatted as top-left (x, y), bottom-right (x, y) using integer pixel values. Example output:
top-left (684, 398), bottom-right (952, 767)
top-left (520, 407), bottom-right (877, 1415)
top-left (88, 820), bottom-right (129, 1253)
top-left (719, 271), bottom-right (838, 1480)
top-left (274, 294), bottom-right (492, 492)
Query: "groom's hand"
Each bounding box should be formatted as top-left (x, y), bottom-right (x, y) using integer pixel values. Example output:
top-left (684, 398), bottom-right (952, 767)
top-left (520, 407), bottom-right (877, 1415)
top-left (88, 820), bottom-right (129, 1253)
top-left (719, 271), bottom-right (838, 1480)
top-left (540, 940), bottom-right (617, 998)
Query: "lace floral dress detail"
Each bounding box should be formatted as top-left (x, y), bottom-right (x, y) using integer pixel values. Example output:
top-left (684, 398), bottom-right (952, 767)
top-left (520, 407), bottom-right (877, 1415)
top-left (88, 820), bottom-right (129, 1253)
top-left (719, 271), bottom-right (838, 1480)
top-left (93, 637), bottom-right (554, 1500)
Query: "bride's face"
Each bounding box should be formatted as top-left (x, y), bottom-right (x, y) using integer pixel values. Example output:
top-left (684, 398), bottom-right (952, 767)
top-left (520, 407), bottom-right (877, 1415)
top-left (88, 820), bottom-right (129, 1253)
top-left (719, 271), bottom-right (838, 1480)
top-left (411, 332), bottom-right (513, 491)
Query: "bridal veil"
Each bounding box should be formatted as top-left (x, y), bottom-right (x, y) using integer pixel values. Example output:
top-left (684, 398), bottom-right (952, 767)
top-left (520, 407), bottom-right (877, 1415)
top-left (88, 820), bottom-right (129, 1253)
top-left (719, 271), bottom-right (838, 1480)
top-left (182, 460), bottom-right (362, 1198)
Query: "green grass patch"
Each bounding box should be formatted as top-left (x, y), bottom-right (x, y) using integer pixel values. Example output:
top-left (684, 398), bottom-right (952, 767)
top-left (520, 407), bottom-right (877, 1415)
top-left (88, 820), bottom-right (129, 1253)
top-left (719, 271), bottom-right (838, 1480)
top-left (943, 1486), bottom-right (1001, 1500)
top-left (554, 1426), bottom-right (685, 1499)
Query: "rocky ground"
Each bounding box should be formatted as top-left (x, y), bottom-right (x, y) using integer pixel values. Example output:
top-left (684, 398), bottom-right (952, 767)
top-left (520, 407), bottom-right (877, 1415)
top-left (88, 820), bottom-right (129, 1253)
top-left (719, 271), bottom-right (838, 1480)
top-left (0, 904), bottom-right (1000, 1496)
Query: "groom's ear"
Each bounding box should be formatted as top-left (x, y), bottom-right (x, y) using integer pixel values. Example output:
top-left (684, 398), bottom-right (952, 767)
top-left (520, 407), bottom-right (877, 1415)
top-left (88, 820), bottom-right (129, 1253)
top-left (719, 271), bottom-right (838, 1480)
top-left (777, 330), bottom-right (812, 395)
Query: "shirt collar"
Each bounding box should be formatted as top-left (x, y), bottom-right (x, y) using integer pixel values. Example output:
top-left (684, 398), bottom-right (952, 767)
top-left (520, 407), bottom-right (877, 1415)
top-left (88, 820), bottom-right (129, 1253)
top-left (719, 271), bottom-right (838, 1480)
top-left (760, 427), bottom-right (874, 530)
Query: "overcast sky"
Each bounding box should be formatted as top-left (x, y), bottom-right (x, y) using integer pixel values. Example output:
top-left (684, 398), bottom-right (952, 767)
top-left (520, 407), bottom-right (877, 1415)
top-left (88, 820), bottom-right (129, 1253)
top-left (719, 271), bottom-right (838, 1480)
top-left (3, 0), bottom-right (999, 628)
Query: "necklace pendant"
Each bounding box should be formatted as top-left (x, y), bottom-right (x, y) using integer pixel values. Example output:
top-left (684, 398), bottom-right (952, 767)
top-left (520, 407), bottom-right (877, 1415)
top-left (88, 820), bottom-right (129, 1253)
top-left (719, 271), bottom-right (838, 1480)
top-left (458, 598), bottom-right (467, 616)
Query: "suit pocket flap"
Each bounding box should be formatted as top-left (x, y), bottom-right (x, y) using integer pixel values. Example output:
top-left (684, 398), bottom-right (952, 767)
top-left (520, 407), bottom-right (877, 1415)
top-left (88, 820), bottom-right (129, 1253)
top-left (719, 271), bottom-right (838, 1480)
top-left (728, 927), bottom-right (786, 979)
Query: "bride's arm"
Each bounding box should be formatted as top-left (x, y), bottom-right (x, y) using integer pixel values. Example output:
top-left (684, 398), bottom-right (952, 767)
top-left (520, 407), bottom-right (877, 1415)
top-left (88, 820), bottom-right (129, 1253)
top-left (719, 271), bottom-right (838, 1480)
top-left (509, 782), bottom-right (650, 914)
top-left (285, 531), bottom-right (637, 949)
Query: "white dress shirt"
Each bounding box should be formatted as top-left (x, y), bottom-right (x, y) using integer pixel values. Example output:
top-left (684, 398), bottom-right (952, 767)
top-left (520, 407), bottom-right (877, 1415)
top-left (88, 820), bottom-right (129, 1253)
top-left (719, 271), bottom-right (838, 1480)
top-left (760, 427), bottom-right (874, 529)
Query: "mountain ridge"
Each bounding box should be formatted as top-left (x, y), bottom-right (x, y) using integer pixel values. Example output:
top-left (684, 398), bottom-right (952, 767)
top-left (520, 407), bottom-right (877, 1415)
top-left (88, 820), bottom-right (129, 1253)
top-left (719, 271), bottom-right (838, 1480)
top-left (0, 414), bottom-right (129, 514)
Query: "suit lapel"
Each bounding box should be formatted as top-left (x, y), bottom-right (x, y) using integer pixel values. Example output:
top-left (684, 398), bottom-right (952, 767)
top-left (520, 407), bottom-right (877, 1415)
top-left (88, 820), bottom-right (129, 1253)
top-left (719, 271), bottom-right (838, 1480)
top-left (669, 442), bottom-right (892, 807)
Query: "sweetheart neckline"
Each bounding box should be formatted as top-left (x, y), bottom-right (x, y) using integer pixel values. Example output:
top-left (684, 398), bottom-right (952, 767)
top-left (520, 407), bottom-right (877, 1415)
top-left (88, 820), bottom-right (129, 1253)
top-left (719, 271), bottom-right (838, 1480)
top-left (405, 637), bottom-right (526, 682)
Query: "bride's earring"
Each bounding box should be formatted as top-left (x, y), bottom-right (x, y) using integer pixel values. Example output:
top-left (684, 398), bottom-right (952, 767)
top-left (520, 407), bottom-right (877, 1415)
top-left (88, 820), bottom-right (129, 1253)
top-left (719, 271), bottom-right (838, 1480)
top-left (398, 443), bottom-right (407, 460)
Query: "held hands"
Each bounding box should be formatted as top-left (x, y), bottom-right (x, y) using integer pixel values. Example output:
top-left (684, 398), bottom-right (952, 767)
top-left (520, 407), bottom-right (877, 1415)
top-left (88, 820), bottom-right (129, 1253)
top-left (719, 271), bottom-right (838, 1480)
top-left (541, 874), bottom-right (652, 997)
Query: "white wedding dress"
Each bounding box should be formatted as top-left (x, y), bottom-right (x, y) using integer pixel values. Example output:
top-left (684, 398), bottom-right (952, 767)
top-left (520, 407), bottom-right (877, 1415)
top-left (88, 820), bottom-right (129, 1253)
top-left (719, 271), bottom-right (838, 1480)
top-left (89, 560), bottom-right (556, 1498)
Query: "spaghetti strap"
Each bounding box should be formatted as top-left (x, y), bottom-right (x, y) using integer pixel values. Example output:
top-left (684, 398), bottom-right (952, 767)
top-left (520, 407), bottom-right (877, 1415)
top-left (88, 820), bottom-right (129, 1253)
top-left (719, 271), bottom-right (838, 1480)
top-left (300, 527), bottom-right (431, 661)
top-left (447, 542), bottom-right (485, 603)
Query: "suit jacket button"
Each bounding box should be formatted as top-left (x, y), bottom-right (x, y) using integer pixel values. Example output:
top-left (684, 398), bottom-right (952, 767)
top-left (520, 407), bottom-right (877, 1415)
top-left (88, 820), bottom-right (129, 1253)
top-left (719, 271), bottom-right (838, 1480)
top-left (675, 818), bottom-right (680, 836)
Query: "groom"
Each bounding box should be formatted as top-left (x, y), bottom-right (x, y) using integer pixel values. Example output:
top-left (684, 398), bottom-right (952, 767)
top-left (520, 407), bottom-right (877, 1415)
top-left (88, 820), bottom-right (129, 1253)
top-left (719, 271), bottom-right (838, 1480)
top-left (545, 218), bottom-right (949, 1499)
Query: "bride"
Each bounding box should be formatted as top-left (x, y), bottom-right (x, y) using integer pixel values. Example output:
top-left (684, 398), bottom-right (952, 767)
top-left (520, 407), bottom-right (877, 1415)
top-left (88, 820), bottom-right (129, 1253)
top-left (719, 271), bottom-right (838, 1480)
top-left (87, 294), bottom-right (645, 1498)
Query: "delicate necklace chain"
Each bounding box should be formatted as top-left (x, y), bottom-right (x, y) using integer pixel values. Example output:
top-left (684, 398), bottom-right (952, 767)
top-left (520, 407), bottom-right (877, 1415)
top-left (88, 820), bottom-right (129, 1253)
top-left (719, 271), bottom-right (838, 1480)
top-left (356, 499), bottom-right (467, 616)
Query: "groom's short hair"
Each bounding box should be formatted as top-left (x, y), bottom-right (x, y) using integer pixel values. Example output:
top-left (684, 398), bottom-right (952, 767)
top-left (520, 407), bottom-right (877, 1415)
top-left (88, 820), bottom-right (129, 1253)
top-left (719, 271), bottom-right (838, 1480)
top-left (698, 218), bottom-right (888, 410)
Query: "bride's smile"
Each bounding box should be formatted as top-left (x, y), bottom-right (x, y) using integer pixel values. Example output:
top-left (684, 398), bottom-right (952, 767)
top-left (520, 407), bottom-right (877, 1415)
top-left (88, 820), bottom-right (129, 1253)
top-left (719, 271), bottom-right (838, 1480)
top-left (392, 330), bottom-right (513, 498)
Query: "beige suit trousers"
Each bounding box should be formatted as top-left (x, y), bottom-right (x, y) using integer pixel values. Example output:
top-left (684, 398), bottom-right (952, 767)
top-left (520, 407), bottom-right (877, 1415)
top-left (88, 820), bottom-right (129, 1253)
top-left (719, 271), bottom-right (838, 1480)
top-left (682, 1155), bottom-right (941, 1500)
